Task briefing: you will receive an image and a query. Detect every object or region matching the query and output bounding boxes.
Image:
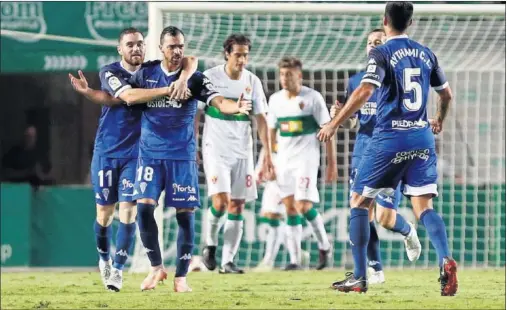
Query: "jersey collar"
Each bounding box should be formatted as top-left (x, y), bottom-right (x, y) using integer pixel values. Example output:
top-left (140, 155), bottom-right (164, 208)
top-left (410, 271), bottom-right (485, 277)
top-left (385, 34), bottom-right (409, 42)
top-left (160, 62), bottom-right (182, 77)
top-left (119, 60), bottom-right (138, 75)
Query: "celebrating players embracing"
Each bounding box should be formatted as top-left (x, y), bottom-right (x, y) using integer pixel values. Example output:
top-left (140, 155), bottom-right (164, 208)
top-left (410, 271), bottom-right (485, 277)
top-left (319, 2), bottom-right (457, 296)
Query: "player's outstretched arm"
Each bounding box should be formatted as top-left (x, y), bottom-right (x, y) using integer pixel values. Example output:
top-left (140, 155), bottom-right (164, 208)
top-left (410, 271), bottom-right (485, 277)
top-left (330, 100), bottom-right (357, 129)
top-left (209, 93), bottom-right (252, 115)
top-left (168, 56), bottom-right (199, 100)
top-left (68, 70), bottom-right (121, 106)
top-left (119, 87), bottom-right (170, 106)
top-left (317, 83), bottom-right (375, 142)
top-left (431, 86), bottom-right (453, 134)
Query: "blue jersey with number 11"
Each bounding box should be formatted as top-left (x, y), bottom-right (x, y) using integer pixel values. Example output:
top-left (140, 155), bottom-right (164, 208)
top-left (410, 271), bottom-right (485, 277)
top-left (361, 34), bottom-right (448, 151)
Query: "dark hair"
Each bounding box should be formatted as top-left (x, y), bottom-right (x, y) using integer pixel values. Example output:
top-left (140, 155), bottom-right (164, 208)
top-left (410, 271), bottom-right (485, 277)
top-left (159, 26), bottom-right (185, 44)
top-left (278, 56), bottom-right (303, 70)
top-left (118, 27), bottom-right (143, 42)
top-left (223, 33), bottom-right (251, 60)
top-left (368, 28), bottom-right (385, 35)
top-left (385, 2), bottom-right (413, 32)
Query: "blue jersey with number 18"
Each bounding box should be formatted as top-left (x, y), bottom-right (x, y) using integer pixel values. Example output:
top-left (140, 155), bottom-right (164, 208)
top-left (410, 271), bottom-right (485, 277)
top-left (361, 34), bottom-right (448, 151)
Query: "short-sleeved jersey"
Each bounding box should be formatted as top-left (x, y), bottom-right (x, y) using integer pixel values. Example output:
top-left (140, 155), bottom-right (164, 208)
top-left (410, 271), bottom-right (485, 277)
top-left (361, 34), bottom-right (448, 151)
top-left (267, 86), bottom-right (330, 162)
top-left (94, 61), bottom-right (146, 158)
top-left (198, 65), bottom-right (268, 159)
top-left (125, 61), bottom-right (220, 160)
top-left (346, 71), bottom-right (379, 159)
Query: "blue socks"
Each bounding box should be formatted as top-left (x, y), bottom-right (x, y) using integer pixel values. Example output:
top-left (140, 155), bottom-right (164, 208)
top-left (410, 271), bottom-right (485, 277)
top-left (391, 213), bottom-right (412, 236)
top-left (175, 211), bottom-right (195, 277)
top-left (113, 222), bottom-right (136, 270)
top-left (367, 221), bottom-right (383, 272)
top-left (137, 203), bottom-right (162, 266)
top-left (350, 208), bottom-right (370, 279)
top-left (94, 221), bottom-right (112, 261)
top-left (420, 209), bottom-right (450, 267)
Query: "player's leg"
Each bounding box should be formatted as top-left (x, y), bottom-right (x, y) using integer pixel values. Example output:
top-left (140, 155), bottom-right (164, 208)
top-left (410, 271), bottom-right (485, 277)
top-left (332, 149), bottom-right (404, 293)
top-left (366, 200), bottom-right (385, 284)
top-left (282, 195), bottom-right (303, 270)
top-left (107, 159), bottom-right (138, 292)
top-left (90, 155), bottom-right (119, 288)
top-left (167, 159), bottom-right (201, 292)
top-left (202, 153), bottom-right (232, 270)
top-left (134, 158), bottom-right (167, 291)
top-left (404, 149), bottom-right (457, 296)
top-left (294, 163), bottom-right (331, 270)
top-left (376, 183), bottom-right (421, 263)
top-left (255, 181), bottom-right (285, 271)
top-left (219, 155), bottom-right (257, 273)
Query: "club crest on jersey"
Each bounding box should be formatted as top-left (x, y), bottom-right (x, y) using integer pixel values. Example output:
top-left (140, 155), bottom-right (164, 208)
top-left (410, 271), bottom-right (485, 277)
top-left (299, 102), bottom-right (305, 110)
top-left (211, 176), bottom-right (218, 184)
top-left (245, 86), bottom-right (252, 94)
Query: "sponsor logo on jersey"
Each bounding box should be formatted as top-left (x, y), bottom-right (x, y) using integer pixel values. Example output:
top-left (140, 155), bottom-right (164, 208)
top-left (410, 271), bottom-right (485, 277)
top-left (1, 2), bottom-right (47, 43)
top-left (280, 120), bottom-right (303, 133)
top-left (122, 178), bottom-right (134, 190)
top-left (172, 183), bottom-right (196, 195)
top-left (360, 102), bottom-right (377, 115)
top-left (147, 96), bottom-right (182, 108)
top-left (102, 188), bottom-right (110, 201)
top-left (187, 195), bottom-right (198, 202)
top-left (391, 149), bottom-right (430, 164)
top-left (391, 119), bottom-right (427, 130)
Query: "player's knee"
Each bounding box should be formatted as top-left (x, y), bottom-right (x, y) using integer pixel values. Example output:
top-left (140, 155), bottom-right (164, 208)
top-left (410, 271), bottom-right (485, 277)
top-left (212, 193), bottom-right (230, 213)
top-left (136, 202), bottom-right (156, 230)
top-left (176, 207), bottom-right (195, 214)
top-left (137, 198), bottom-right (157, 205)
top-left (410, 194), bottom-right (434, 220)
top-left (96, 204), bottom-right (115, 226)
top-left (262, 212), bottom-right (282, 220)
top-left (228, 199), bottom-right (244, 215)
top-left (295, 200), bottom-right (313, 213)
top-left (350, 193), bottom-right (372, 209)
top-left (375, 205), bottom-right (396, 229)
top-left (118, 202), bottom-right (137, 224)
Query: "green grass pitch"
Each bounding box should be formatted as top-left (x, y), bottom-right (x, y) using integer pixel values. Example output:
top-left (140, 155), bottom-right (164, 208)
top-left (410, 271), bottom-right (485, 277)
top-left (1, 269), bottom-right (505, 309)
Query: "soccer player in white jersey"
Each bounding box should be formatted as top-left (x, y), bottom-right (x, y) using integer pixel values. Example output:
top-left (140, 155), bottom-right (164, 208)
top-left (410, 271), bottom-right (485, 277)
top-left (195, 34), bottom-right (274, 274)
top-left (266, 56), bottom-right (337, 270)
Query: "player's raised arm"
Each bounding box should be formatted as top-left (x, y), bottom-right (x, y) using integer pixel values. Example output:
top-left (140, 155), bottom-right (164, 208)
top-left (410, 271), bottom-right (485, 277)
top-left (69, 70), bottom-right (122, 106)
top-left (430, 56), bottom-right (453, 134)
top-left (117, 68), bottom-right (170, 105)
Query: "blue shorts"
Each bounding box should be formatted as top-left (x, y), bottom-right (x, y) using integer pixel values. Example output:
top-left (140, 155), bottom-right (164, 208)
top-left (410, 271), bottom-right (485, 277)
top-left (352, 147), bottom-right (438, 199)
top-left (90, 155), bottom-right (137, 205)
top-left (350, 157), bottom-right (402, 210)
top-left (133, 157), bottom-right (200, 209)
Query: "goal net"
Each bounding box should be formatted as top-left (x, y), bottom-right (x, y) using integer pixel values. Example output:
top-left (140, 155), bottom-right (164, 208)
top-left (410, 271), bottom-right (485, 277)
top-left (130, 3), bottom-right (505, 272)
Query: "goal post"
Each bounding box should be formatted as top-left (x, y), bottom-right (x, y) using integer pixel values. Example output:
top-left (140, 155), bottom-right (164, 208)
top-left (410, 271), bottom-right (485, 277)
top-left (130, 2), bottom-right (505, 273)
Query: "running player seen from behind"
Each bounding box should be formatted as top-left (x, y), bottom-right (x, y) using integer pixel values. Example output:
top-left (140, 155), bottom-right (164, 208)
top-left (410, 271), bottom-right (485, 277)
top-left (330, 28), bottom-right (421, 285)
top-left (196, 34), bottom-right (274, 274)
top-left (68, 27), bottom-right (197, 292)
top-left (268, 56), bottom-right (337, 271)
top-left (121, 26), bottom-right (252, 292)
top-left (319, 2), bottom-right (456, 295)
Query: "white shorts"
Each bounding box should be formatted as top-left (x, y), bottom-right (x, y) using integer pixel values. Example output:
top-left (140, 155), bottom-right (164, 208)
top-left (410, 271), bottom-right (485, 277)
top-left (276, 158), bottom-right (320, 203)
top-left (260, 181), bottom-right (285, 215)
top-left (203, 150), bottom-right (257, 202)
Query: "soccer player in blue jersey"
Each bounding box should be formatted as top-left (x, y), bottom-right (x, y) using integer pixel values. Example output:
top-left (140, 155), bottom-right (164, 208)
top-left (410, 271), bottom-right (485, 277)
top-left (119, 26), bottom-right (252, 292)
top-left (318, 2), bottom-right (456, 295)
top-left (69, 27), bottom-right (198, 292)
top-left (330, 28), bottom-right (421, 285)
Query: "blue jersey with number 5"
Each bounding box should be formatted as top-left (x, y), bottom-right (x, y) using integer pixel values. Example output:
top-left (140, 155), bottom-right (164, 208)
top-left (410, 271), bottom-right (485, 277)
top-left (361, 34), bottom-right (448, 151)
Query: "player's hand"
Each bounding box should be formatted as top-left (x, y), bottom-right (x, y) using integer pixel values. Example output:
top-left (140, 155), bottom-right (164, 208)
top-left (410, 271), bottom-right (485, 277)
top-left (429, 118), bottom-right (443, 134)
top-left (317, 123), bottom-right (338, 142)
top-left (237, 93), bottom-right (252, 115)
top-left (68, 70), bottom-right (89, 94)
top-left (262, 153), bottom-right (276, 181)
top-left (168, 79), bottom-right (191, 100)
top-left (330, 99), bottom-right (343, 118)
top-left (196, 150), bottom-right (202, 165)
top-left (325, 163), bottom-right (338, 184)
